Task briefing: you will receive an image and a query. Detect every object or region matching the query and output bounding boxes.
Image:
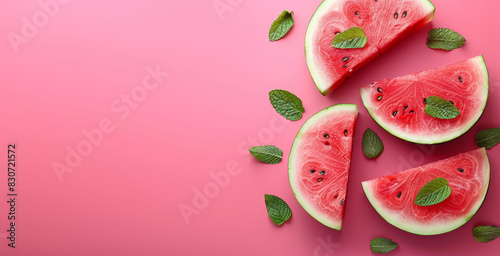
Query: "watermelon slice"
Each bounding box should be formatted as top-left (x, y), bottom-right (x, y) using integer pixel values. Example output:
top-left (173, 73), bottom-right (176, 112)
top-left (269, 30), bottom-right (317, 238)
top-left (361, 56), bottom-right (489, 144)
top-left (305, 0), bottom-right (435, 95)
top-left (362, 148), bottom-right (490, 235)
top-left (288, 104), bottom-right (358, 230)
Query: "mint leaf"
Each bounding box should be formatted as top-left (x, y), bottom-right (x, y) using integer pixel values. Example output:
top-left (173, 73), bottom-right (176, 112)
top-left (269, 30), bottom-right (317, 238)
top-left (424, 96), bottom-right (460, 119)
top-left (264, 194), bottom-right (291, 225)
top-left (362, 128), bottom-right (384, 159)
top-left (473, 226), bottom-right (500, 243)
top-left (249, 145), bottom-right (283, 164)
top-left (269, 10), bottom-right (294, 41)
top-left (427, 28), bottom-right (466, 51)
top-left (476, 127), bottom-right (500, 149)
top-left (269, 89), bottom-right (304, 121)
top-left (415, 178), bottom-right (451, 206)
top-left (331, 27), bottom-right (367, 49)
top-left (370, 237), bottom-right (398, 254)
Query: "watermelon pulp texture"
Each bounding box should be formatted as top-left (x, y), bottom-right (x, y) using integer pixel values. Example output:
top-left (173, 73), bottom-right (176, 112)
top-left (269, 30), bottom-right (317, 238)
top-left (361, 56), bottom-right (489, 144)
top-left (305, 0), bottom-right (435, 95)
top-left (362, 148), bottom-right (489, 235)
top-left (289, 104), bottom-right (358, 230)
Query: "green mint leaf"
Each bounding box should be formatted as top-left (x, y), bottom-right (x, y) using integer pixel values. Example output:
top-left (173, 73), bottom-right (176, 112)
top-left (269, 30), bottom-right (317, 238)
top-left (249, 145), bottom-right (283, 164)
top-left (370, 237), bottom-right (398, 254)
top-left (362, 128), bottom-right (384, 159)
top-left (415, 178), bottom-right (451, 206)
top-left (269, 10), bottom-right (294, 41)
top-left (424, 96), bottom-right (460, 119)
top-left (427, 28), bottom-right (466, 51)
top-left (331, 27), bottom-right (367, 49)
top-left (264, 194), bottom-right (291, 225)
top-left (476, 127), bottom-right (500, 149)
top-left (473, 226), bottom-right (500, 243)
top-left (269, 89), bottom-right (304, 121)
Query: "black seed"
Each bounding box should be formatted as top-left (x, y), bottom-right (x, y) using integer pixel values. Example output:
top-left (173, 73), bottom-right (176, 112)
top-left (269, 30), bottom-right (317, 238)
top-left (403, 11), bottom-right (407, 18)
top-left (394, 12), bottom-right (398, 19)
top-left (410, 110), bottom-right (414, 114)
top-left (404, 105), bottom-right (408, 110)
top-left (392, 111), bottom-right (398, 116)
top-left (423, 98), bottom-right (427, 104)
top-left (459, 76), bottom-right (463, 83)
top-left (342, 57), bottom-right (349, 62)
top-left (377, 87), bottom-right (383, 93)
top-left (334, 194), bottom-right (339, 199)
top-left (458, 168), bottom-right (464, 173)
top-left (323, 133), bottom-right (330, 139)
top-left (339, 200), bottom-right (344, 205)
top-left (325, 142), bottom-right (330, 146)
top-left (317, 178), bottom-right (323, 182)
top-left (355, 11), bottom-right (359, 15)
top-left (344, 129), bottom-right (348, 136)
top-left (320, 170), bottom-right (326, 175)
top-left (377, 95), bottom-right (383, 101)
top-left (397, 192), bottom-right (402, 198)
top-left (450, 100), bottom-right (454, 105)
top-left (310, 169), bottom-right (316, 173)
top-left (343, 63), bottom-right (348, 68)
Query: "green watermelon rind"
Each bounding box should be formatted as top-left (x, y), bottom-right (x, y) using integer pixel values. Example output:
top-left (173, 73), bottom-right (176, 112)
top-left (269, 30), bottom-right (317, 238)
top-left (305, 0), bottom-right (436, 96)
top-left (360, 55), bottom-right (489, 144)
top-left (288, 104), bottom-right (358, 230)
top-left (361, 148), bottom-right (490, 236)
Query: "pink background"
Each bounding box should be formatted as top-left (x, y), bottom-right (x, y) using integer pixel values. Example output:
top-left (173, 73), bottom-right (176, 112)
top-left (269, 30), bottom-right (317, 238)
top-left (1, 0), bottom-right (499, 255)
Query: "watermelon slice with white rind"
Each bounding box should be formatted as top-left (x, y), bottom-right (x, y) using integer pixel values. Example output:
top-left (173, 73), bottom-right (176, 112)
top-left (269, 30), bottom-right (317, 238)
top-left (362, 148), bottom-right (490, 235)
top-left (305, 0), bottom-right (435, 95)
top-left (289, 104), bottom-right (358, 230)
top-left (361, 56), bottom-right (489, 144)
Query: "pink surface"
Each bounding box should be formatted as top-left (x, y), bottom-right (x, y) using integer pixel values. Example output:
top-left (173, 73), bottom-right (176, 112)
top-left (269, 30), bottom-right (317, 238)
top-left (0, 0), bottom-right (499, 255)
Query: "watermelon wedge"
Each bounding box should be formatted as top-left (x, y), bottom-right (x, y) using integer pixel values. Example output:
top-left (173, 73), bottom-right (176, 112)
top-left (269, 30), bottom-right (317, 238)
top-left (362, 148), bottom-right (490, 235)
top-left (288, 104), bottom-right (358, 230)
top-left (361, 56), bottom-right (489, 144)
top-left (305, 0), bottom-right (435, 95)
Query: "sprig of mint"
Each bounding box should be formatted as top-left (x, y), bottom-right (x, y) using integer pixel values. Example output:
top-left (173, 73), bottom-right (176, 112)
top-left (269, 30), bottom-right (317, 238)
top-left (475, 127), bottom-right (500, 149)
top-left (331, 27), bottom-right (367, 49)
top-left (473, 225), bottom-right (500, 243)
top-left (415, 177), bottom-right (451, 206)
top-left (269, 10), bottom-right (294, 41)
top-left (370, 237), bottom-right (399, 254)
top-left (427, 28), bottom-right (466, 51)
top-left (362, 128), bottom-right (384, 159)
top-left (269, 89), bottom-right (304, 121)
top-left (424, 96), bottom-right (460, 119)
top-left (249, 145), bottom-right (283, 164)
top-left (264, 194), bottom-right (291, 225)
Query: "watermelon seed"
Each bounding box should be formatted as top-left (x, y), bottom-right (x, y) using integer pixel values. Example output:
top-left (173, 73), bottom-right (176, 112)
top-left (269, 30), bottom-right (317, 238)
top-left (339, 200), bottom-right (344, 205)
top-left (403, 105), bottom-right (408, 110)
top-left (394, 12), bottom-right (398, 19)
top-left (377, 95), bottom-right (383, 101)
top-left (320, 170), bottom-right (326, 175)
top-left (335, 31), bottom-right (340, 35)
top-left (423, 98), bottom-right (427, 104)
top-left (403, 11), bottom-right (407, 18)
top-left (323, 133), bottom-right (330, 139)
top-left (459, 76), bottom-right (463, 83)
top-left (342, 57), bottom-right (349, 62)
top-left (450, 100), bottom-right (454, 105)
top-left (392, 111), bottom-right (398, 116)
top-left (334, 194), bottom-right (339, 199)
top-left (458, 168), bottom-right (464, 173)
top-left (310, 169), bottom-right (316, 173)
top-left (325, 142), bottom-right (330, 146)
top-left (410, 110), bottom-right (414, 114)
top-left (344, 129), bottom-right (348, 136)
top-left (317, 178), bottom-right (323, 182)
top-left (377, 87), bottom-right (383, 93)
top-left (397, 192), bottom-right (402, 198)
top-left (355, 11), bottom-right (359, 16)
top-left (343, 64), bottom-right (348, 68)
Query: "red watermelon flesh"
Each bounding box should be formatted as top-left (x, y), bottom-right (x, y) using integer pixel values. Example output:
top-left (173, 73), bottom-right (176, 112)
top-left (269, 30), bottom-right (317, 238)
top-left (305, 0), bottom-right (435, 95)
top-left (362, 148), bottom-right (489, 235)
top-left (361, 56), bottom-right (489, 144)
top-left (289, 104), bottom-right (358, 230)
